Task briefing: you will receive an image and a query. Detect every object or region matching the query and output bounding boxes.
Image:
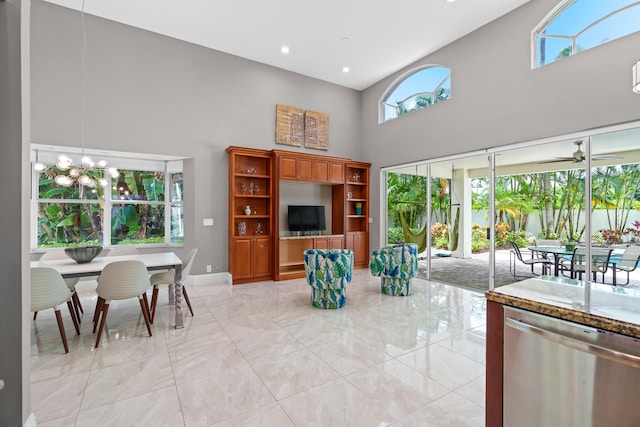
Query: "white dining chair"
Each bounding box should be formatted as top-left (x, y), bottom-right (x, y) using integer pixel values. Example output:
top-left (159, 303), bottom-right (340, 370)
top-left (107, 246), bottom-right (140, 256)
top-left (149, 248), bottom-right (198, 323)
top-left (39, 249), bottom-right (84, 322)
top-left (31, 267), bottom-right (81, 353)
top-left (92, 260), bottom-right (152, 348)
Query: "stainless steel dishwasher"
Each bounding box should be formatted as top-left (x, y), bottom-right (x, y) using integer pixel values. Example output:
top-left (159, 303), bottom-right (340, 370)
top-left (503, 306), bottom-right (640, 427)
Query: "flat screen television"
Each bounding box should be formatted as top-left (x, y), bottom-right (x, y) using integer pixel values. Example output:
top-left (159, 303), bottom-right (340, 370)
top-left (288, 205), bottom-right (326, 232)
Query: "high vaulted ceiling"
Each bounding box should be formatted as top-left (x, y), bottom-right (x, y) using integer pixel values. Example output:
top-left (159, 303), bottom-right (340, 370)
top-left (43, 0), bottom-right (530, 90)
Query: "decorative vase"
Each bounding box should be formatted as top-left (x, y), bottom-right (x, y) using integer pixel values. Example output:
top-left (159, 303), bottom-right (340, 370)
top-left (355, 202), bottom-right (362, 215)
top-left (244, 205), bottom-right (251, 215)
top-left (238, 222), bottom-right (247, 236)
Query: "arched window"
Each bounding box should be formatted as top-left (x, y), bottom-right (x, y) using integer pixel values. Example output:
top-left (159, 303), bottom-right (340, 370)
top-left (534, 0), bottom-right (640, 68)
top-left (380, 66), bottom-right (451, 123)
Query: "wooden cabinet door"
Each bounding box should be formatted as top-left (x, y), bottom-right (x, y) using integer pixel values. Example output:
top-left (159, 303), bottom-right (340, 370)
top-left (330, 163), bottom-right (344, 183)
top-left (329, 237), bottom-right (344, 249)
top-left (314, 237), bottom-right (329, 249)
top-left (233, 238), bottom-right (253, 279)
top-left (354, 232), bottom-right (369, 267)
top-left (347, 232), bottom-right (369, 268)
top-left (297, 158), bottom-right (313, 181)
top-left (253, 237), bottom-right (273, 277)
top-left (280, 157), bottom-right (297, 180)
top-left (314, 161), bottom-right (329, 182)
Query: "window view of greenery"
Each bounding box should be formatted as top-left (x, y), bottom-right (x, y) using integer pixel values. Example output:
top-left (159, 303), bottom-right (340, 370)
top-left (387, 165), bottom-right (640, 253)
top-left (535, 0), bottom-right (640, 67)
top-left (381, 66), bottom-right (451, 122)
top-left (36, 166), bottom-right (184, 248)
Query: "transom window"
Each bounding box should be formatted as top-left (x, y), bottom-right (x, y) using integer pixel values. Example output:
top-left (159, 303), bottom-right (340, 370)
top-left (534, 0), bottom-right (640, 67)
top-left (31, 147), bottom-right (184, 250)
top-left (380, 65), bottom-right (451, 123)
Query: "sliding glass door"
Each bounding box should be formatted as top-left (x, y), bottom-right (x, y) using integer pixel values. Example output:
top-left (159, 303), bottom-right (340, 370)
top-left (382, 122), bottom-right (640, 291)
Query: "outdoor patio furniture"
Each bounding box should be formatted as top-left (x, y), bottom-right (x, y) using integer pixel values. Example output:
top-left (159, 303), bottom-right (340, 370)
top-left (370, 243), bottom-right (419, 296)
top-left (510, 242), bottom-right (551, 279)
top-left (609, 245), bottom-right (640, 285)
top-left (304, 249), bottom-right (353, 309)
top-left (559, 247), bottom-right (613, 282)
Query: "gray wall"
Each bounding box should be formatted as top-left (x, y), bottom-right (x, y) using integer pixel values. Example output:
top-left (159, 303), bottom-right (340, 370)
top-left (30, 0), bottom-right (362, 274)
top-left (30, 0), bottom-right (640, 272)
top-left (0, 0), bottom-right (30, 424)
top-left (361, 0), bottom-right (640, 249)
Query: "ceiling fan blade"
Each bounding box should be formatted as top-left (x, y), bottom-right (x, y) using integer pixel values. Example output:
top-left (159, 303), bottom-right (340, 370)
top-left (592, 154), bottom-right (623, 160)
top-left (537, 157), bottom-right (576, 164)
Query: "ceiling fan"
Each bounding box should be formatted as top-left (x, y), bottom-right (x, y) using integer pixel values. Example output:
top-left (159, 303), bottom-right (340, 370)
top-left (539, 141), bottom-right (622, 164)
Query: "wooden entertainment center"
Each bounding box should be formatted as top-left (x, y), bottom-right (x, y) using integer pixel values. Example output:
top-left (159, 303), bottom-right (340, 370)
top-left (227, 146), bottom-right (370, 284)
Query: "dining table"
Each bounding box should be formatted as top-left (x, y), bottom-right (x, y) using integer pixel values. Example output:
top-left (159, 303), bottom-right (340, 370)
top-left (31, 252), bottom-right (187, 329)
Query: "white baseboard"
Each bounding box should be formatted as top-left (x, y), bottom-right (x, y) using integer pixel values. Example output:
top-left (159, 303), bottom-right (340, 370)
top-left (186, 272), bottom-right (232, 286)
top-left (24, 413), bottom-right (36, 427)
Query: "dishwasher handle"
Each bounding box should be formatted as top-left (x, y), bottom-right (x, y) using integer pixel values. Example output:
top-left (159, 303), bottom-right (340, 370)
top-left (505, 317), bottom-right (640, 369)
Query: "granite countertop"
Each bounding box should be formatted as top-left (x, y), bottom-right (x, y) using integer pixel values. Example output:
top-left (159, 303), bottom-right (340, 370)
top-left (486, 275), bottom-right (640, 339)
top-left (280, 234), bottom-right (344, 240)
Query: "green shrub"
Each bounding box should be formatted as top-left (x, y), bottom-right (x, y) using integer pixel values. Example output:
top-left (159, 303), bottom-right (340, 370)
top-left (505, 230), bottom-right (532, 247)
top-left (387, 227), bottom-right (404, 245)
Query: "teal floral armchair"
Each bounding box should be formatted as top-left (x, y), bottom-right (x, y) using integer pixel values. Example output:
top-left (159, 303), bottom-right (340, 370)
top-left (370, 243), bottom-right (419, 296)
top-left (304, 249), bottom-right (354, 309)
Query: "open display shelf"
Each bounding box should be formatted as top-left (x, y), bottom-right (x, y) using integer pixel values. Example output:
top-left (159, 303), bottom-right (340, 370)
top-left (227, 147), bottom-right (273, 283)
top-left (227, 146), bottom-right (370, 284)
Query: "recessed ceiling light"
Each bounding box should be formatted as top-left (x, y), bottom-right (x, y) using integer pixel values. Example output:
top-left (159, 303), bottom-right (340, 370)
top-left (281, 46), bottom-right (290, 54)
top-left (446, 0), bottom-right (456, 2)
top-left (342, 66), bottom-right (350, 73)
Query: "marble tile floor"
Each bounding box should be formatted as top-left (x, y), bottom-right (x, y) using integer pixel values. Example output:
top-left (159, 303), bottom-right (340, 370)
top-left (30, 269), bottom-right (488, 427)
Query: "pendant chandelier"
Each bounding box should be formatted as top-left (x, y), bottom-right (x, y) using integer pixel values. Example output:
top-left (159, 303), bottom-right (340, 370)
top-left (36, 0), bottom-right (119, 189)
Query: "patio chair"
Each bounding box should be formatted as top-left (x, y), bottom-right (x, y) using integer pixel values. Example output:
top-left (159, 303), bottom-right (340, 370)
top-left (532, 239), bottom-right (562, 263)
top-left (510, 242), bottom-right (551, 279)
top-left (559, 247), bottom-right (613, 282)
top-left (610, 245), bottom-right (640, 285)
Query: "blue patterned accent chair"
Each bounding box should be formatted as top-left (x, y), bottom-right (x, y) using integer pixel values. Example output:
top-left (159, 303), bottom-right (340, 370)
top-left (304, 249), bottom-right (354, 309)
top-left (369, 243), bottom-right (419, 296)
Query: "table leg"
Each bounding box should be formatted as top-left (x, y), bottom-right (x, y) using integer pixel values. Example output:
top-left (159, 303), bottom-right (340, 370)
top-left (553, 254), bottom-right (561, 276)
top-left (174, 263), bottom-right (184, 329)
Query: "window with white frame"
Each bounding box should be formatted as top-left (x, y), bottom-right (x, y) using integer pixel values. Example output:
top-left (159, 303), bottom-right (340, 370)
top-left (32, 147), bottom-right (184, 249)
top-left (534, 0), bottom-right (640, 68)
top-left (381, 65), bottom-right (451, 123)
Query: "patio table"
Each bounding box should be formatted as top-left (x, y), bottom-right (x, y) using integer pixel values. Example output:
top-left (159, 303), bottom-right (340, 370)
top-left (527, 246), bottom-right (574, 277)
